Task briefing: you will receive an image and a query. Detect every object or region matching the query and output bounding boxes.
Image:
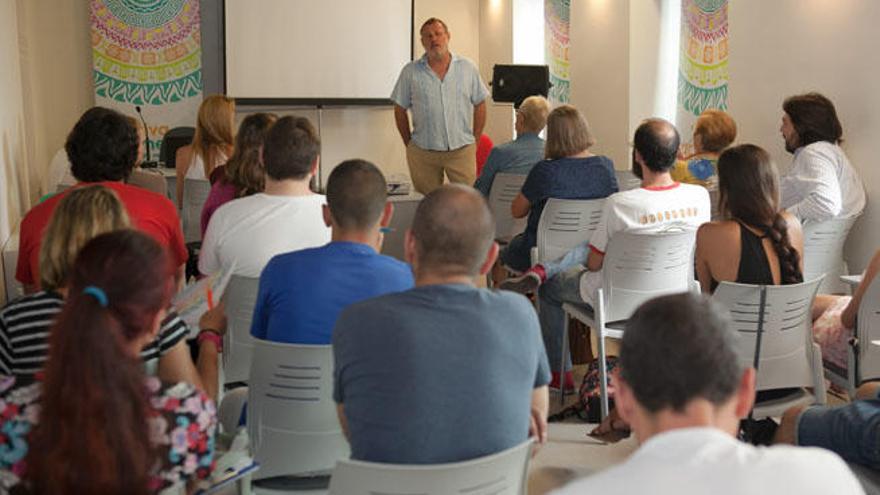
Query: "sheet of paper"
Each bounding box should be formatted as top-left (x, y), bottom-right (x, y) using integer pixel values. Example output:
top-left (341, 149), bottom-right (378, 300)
top-left (171, 263), bottom-right (236, 331)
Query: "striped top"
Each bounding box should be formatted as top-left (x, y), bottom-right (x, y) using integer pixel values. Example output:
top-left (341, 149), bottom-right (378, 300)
top-left (0, 291), bottom-right (188, 377)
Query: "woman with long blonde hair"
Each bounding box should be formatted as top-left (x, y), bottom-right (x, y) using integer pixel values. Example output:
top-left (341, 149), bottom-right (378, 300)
top-left (175, 95), bottom-right (236, 207)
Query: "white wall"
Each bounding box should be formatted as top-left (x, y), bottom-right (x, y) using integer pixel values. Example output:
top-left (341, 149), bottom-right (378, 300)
top-left (0, 0), bottom-right (27, 303)
top-left (569, 0), bottom-right (631, 169)
top-left (728, 0), bottom-right (880, 271)
top-left (628, 0), bottom-right (663, 139)
top-left (0, 0), bottom-right (27, 240)
top-left (480, 0), bottom-right (515, 145)
top-left (17, 0), bottom-right (93, 199)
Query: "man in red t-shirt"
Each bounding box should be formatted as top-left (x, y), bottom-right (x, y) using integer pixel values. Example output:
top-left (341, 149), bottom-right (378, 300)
top-left (16, 107), bottom-right (187, 291)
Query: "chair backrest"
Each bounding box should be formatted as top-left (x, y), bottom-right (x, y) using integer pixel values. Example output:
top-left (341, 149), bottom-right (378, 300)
top-left (598, 229), bottom-right (697, 322)
top-left (248, 341), bottom-right (349, 479)
top-left (328, 439), bottom-right (532, 495)
top-left (857, 275), bottom-right (880, 382)
top-left (159, 126), bottom-right (195, 167)
top-left (712, 278), bottom-right (823, 391)
top-left (128, 169), bottom-right (168, 196)
top-left (534, 198), bottom-right (605, 264)
top-left (183, 178), bottom-right (212, 243)
top-left (222, 275), bottom-right (260, 385)
top-left (488, 173), bottom-right (527, 242)
top-left (803, 216), bottom-right (858, 293)
top-left (614, 169), bottom-right (641, 191)
top-left (708, 187), bottom-right (721, 221)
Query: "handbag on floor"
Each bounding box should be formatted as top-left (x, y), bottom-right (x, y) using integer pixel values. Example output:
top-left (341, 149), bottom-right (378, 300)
top-left (548, 356), bottom-right (618, 423)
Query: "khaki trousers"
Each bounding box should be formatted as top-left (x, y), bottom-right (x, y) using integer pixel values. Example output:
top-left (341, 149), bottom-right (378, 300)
top-left (406, 143), bottom-right (476, 195)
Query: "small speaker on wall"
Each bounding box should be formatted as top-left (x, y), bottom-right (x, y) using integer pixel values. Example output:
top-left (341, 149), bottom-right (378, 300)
top-left (491, 65), bottom-right (550, 108)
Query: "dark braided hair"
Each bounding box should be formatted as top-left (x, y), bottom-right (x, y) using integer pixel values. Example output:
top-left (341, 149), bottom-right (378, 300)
top-left (717, 144), bottom-right (803, 285)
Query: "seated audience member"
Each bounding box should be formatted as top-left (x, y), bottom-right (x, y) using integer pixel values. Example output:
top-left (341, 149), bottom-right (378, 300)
top-left (0, 186), bottom-right (225, 400)
top-left (552, 294), bottom-right (863, 495)
top-left (779, 92), bottom-right (865, 222)
top-left (0, 230), bottom-right (217, 494)
top-left (199, 116), bottom-right (331, 278)
top-left (175, 94), bottom-right (236, 208)
top-left (16, 107), bottom-right (187, 291)
top-left (251, 159), bottom-right (413, 344)
top-left (811, 248), bottom-right (880, 375)
top-left (200, 112), bottom-right (277, 237)
top-left (777, 380), bottom-right (880, 471)
top-left (670, 108), bottom-right (737, 188)
top-left (498, 105), bottom-right (618, 273)
top-left (595, 144), bottom-right (805, 436)
top-left (473, 95), bottom-right (550, 197)
top-left (333, 185), bottom-right (550, 464)
top-left (696, 144), bottom-right (804, 292)
top-left (504, 119), bottom-right (710, 390)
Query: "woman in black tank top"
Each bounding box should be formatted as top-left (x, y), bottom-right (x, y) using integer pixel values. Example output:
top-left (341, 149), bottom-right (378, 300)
top-left (696, 144), bottom-right (804, 294)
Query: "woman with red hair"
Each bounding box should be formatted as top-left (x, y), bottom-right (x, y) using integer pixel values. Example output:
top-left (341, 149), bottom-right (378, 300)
top-left (0, 230), bottom-right (217, 494)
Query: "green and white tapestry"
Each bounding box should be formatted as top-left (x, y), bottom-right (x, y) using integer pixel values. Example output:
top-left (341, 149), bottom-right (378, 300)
top-left (677, 0), bottom-right (728, 155)
top-left (91, 0), bottom-right (202, 160)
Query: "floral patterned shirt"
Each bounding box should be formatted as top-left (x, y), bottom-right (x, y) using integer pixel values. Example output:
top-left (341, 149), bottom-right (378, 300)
top-left (0, 375), bottom-right (216, 493)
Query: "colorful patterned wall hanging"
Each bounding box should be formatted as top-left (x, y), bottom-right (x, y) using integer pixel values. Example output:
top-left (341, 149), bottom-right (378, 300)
top-left (545, 0), bottom-right (571, 104)
top-left (676, 0), bottom-right (728, 155)
top-left (91, 0), bottom-right (202, 160)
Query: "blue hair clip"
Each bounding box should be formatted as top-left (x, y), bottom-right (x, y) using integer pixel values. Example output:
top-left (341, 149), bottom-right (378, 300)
top-left (83, 286), bottom-right (109, 307)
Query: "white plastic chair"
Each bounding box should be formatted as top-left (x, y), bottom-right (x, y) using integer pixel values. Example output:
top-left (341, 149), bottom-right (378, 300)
top-left (562, 229), bottom-right (699, 413)
top-left (248, 341), bottom-right (350, 480)
top-left (614, 169), bottom-right (641, 191)
top-left (712, 278), bottom-right (826, 418)
top-left (828, 274), bottom-right (880, 397)
top-left (708, 187), bottom-right (721, 221)
top-left (488, 173), bottom-right (527, 243)
top-left (530, 198), bottom-right (605, 266)
top-left (183, 177), bottom-right (211, 243)
top-left (802, 216), bottom-right (858, 294)
top-left (128, 168), bottom-right (169, 196)
top-left (327, 439), bottom-right (533, 495)
top-left (222, 275), bottom-right (260, 385)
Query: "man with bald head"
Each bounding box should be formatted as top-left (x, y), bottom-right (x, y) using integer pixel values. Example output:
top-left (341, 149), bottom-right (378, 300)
top-left (333, 185), bottom-right (551, 464)
top-left (509, 119), bottom-right (710, 391)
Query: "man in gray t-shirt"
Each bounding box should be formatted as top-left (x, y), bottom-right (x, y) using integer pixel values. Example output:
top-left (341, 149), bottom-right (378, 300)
top-left (333, 185), bottom-right (551, 464)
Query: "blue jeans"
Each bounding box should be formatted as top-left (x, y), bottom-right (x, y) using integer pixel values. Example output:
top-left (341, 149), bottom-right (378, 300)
top-left (542, 242), bottom-right (589, 279)
top-left (797, 396), bottom-right (880, 469)
top-left (538, 265), bottom-right (590, 372)
top-left (499, 233), bottom-right (533, 272)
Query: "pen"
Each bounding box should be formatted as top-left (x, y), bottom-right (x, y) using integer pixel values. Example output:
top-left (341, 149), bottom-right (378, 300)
top-left (380, 227), bottom-right (395, 234)
top-left (206, 287), bottom-right (215, 310)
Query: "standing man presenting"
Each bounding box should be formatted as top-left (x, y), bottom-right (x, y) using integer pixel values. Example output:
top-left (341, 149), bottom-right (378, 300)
top-left (392, 17), bottom-right (490, 194)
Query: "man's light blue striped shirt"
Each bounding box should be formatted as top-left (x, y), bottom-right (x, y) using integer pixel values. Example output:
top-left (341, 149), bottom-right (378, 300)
top-left (391, 52), bottom-right (489, 151)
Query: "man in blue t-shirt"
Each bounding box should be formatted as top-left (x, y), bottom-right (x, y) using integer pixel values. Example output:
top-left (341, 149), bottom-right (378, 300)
top-left (250, 159), bottom-right (414, 344)
top-left (333, 185), bottom-right (551, 464)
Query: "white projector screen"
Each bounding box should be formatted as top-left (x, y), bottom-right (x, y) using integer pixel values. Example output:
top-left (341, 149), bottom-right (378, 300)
top-left (225, 0), bottom-right (413, 102)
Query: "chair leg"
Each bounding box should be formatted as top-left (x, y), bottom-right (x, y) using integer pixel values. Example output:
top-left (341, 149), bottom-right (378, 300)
top-left (560, 312), bottom-right (570, 406)
top-left (597, 332), bottom-right (609, 419)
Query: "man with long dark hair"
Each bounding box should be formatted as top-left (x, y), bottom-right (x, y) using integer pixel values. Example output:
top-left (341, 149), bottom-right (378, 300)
top-left (779, 92), bottom-right (865, 222)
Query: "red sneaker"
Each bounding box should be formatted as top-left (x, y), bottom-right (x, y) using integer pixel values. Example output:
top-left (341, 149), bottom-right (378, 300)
top-left (549, 371), bottom-right (576, 392)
